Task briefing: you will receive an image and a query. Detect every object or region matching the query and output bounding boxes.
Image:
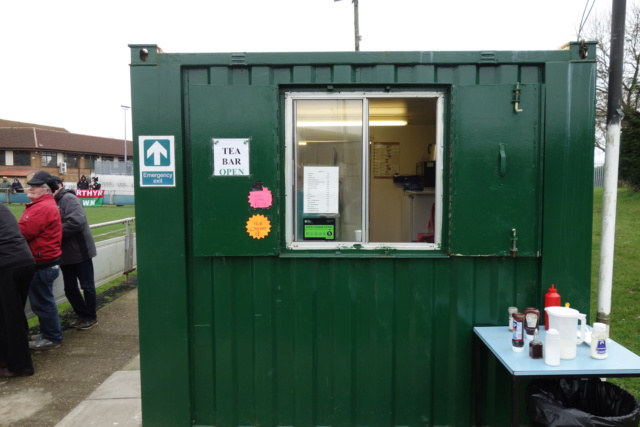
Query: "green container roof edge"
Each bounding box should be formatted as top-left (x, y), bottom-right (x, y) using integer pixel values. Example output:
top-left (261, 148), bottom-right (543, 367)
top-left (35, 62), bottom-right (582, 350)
top-left (129, 41), bottom-right (597, 67)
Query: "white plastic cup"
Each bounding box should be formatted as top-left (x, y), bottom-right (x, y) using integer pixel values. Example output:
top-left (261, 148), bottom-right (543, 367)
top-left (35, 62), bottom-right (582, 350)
top-left (545, 328), bottom-right (561, 366)
top-left (354, 230), bottom-right (362, 241)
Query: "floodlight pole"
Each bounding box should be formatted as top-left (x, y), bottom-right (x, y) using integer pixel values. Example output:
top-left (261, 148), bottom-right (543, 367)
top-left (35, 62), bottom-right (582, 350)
top-left (121, 105), bottom-right (131, 165)
top-left (597, 0), bottom-right (626, 326)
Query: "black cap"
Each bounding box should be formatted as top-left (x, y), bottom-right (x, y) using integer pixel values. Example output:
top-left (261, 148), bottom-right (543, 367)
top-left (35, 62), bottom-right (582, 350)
top-left (47, 176), bottom-right (61, 193)
top-left (27, 170), bottom-right (52, 186)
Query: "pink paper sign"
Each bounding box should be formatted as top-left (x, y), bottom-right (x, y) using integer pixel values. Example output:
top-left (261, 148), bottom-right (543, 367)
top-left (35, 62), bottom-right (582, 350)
top-left (248, 187), bottom-right (273, 209)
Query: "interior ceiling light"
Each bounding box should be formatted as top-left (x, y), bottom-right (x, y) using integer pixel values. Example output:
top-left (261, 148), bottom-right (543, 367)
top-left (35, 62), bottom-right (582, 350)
top-left (370, 120), bottom-right (407, 126)
top-left (297, 121), bottom-right (362, 127)
top-left (297, 120), bottom-right (407, 127)
top-left (298, 140), bottom-right (355, 144)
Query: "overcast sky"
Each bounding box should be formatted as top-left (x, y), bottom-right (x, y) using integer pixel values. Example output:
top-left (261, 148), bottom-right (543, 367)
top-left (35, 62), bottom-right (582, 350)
top-left (1, 0), bottom-right (612, 144)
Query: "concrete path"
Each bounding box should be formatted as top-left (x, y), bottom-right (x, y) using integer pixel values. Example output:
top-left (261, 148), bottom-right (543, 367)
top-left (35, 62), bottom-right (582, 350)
top-left (55, 356), bottom-right (141, 427)
top-left (0, 288), bottom-right (140, 427)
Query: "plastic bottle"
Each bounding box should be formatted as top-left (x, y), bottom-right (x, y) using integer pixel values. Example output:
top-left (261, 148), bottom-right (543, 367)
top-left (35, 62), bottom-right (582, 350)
top-left (545, 328), bottom-right (561, 366)
top-left (590, 322), bottom-right (608, 359)
top-left (524, 307), bottom-right (540, 339)
top-left (544, 284), bottom-right (561, 330)
top-left (508, 307), bottom-right (518, 331)
top-left (512, 312), bottom-right (525, 352)
top-left (529, 328), bottom-right (543, 359)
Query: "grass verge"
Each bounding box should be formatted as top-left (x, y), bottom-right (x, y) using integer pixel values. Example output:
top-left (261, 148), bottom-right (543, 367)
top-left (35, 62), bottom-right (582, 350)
top-left (591, 187), bottom-right (640, 399)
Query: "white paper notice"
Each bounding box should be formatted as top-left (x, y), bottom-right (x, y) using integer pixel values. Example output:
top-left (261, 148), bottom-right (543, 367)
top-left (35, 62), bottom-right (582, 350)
top-left (212, 138), bottom-right (250, 176)
top-left (303, 166), bottom-right (339, 214)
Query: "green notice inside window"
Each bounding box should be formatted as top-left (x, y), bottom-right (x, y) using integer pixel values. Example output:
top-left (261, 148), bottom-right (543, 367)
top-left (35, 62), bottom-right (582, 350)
top-left (304, 218), bottom-right (335, 240)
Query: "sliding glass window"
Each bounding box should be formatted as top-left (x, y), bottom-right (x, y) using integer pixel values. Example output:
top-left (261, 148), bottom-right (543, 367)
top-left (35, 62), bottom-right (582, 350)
top-left (286, 91), bottom-right (444, 251)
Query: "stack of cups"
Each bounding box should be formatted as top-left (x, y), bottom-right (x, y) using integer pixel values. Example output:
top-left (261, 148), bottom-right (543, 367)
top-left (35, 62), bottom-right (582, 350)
top-left (545, 328), bottom-right (561, 366)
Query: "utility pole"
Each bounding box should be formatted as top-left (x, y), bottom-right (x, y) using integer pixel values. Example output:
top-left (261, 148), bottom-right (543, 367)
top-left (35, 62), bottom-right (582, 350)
top-left (335, 0), bottom-right (361, 51)
top-left (354, 0), bottom-right (360, 51)
top-left (597, 0), bottom-right (627, 326)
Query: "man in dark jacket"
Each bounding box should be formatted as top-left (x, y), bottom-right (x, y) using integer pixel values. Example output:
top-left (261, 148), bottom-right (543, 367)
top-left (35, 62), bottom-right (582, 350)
top-left (77, 175), bottom-right (89, 190)
top-left (0, 204), bottom-right (36, 377)
top-left (11, 178), bottom-right (24, 193)
top-left (52, 177), bottom-right (98, 330)
top-left (19, 171), bottom-right (63, 350)
top-left (91, 176), bottom-right (101, 190)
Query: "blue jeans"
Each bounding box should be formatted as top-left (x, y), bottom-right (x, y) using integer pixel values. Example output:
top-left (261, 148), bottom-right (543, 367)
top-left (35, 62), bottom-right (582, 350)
top-left (28, 265), bottom-right (63, 344)
top-left (61, 259), bottom-right (97, 321)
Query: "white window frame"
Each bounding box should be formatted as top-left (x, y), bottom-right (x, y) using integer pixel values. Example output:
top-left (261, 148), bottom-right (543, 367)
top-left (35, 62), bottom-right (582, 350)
top-left (285, 91), bottom-right (444, 251)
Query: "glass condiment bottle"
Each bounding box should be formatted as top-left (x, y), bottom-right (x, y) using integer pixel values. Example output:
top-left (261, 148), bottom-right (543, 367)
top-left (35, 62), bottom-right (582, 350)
top-left (512, 312), bottom-right (525, 352)
top-left (529, 328), bottom-right (543, 359)
top-left (508, 306), bottom-right (518, 331)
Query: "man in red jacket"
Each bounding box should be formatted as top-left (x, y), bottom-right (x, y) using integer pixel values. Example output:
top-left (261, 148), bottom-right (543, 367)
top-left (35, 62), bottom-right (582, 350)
top-left (18, 171), bottom-right (64, 350)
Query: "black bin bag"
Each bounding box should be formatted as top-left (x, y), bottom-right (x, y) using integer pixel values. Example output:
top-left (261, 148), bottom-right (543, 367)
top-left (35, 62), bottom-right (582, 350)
top-left (526, 379), bottom-right (640, 427)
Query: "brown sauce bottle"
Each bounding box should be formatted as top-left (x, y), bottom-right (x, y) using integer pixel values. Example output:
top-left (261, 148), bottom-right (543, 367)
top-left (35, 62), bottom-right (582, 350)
top-left (524, 307), bottom-right (540, 339)
top-left (529, 328), bottom-right (543, 359)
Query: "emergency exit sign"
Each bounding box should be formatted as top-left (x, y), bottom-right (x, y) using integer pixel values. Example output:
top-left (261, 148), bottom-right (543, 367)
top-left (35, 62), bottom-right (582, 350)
top-left (212, 138), bottom-right (250, 176)
top-left (139, 136), bottom-right (176, 187)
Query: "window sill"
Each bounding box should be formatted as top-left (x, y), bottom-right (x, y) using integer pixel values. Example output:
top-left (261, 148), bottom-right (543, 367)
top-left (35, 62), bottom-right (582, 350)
top-left (279, 247), bottom-right (450, 258)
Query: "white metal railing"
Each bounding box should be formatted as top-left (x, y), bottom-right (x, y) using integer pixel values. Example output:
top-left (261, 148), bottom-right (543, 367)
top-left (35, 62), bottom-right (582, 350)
top-left (90, 217), bottom-right (136, 277)
top-left (25, 217), bottom-right (137, 317)
top-left (89, 217), bottom-right (136, 228)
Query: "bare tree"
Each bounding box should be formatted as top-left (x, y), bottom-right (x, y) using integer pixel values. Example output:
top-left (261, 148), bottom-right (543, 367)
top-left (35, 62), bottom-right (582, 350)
top-left (581, 2), bottom-right (640, 151)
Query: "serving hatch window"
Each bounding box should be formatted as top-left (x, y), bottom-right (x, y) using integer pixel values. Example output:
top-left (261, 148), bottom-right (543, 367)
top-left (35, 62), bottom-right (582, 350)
top-left (285, 91), bottom-right (444, 251)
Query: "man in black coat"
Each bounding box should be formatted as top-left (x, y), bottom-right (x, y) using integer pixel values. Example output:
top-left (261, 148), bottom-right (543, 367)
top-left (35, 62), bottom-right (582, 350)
top-left (0, 204), bottom-right (36, 377)
top-left (91, 176), bottom-right (101, 190)
top-left (52, 177), bottom-right (98, 330)
top-left (77, 175), bottom-right (89, 190)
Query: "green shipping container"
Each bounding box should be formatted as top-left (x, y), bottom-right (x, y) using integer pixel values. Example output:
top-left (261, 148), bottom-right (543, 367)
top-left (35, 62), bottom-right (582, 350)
top-left (129, 42), bottom-right (596, 426)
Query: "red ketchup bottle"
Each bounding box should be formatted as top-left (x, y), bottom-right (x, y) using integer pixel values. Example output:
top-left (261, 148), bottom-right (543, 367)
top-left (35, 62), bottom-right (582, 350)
top-left (544, 284), bottom-right (561, 330)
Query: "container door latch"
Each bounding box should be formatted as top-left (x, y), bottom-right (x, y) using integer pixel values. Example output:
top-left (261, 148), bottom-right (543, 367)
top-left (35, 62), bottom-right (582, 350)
top-left (510, 228), bottom-right (518, 257)
top-left (512, 82), bottom-right (523, 113)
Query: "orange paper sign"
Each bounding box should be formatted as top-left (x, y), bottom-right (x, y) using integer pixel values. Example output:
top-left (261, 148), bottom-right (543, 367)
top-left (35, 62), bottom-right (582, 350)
top-left (246, 214), bottom-right (271, 239)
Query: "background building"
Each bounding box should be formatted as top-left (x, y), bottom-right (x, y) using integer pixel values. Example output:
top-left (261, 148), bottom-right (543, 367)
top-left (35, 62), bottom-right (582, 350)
top-left (0, 119), bottom-right (132, 187)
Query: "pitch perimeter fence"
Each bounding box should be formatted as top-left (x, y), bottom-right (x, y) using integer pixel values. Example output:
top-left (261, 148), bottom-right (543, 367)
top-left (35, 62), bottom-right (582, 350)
top-left (25, 217), bottom-right (137, 319)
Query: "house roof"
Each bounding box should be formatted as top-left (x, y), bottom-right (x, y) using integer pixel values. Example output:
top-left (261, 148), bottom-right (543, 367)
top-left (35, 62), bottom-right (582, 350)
top-left (0, 119), bottom-right (69, 132)
top-left (1, 168), bottom-right (36, 178)
top-left (0, 120), bottom-right (132, 157)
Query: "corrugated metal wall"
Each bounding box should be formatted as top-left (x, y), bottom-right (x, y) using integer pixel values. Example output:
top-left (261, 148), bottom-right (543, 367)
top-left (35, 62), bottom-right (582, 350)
top-left (189, 257), bottom-right (540, 426)
top-left (185, 60), bottom-right (544, 426)
top-left (130, 44), bottom-right (596, 427)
